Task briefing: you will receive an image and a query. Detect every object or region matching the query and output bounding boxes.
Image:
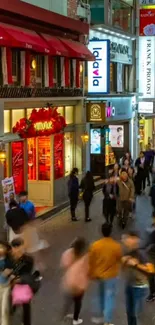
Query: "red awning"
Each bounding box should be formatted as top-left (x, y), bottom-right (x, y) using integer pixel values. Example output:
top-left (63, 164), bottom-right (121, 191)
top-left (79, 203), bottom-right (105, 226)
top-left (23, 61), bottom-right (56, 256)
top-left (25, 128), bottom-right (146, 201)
top-left (40, 34), bottom-right (69, 57)
top-left (0, 23), bottom-right (50, 54)
top-left (59, 39), bottom-right (95, 61)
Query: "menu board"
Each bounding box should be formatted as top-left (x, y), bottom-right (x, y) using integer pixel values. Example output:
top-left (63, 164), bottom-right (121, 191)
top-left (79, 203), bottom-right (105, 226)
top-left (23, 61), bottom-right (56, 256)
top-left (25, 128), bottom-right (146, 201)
top-left (2, 177), bottom-right (16, 212)
top-left (54, 134), bottom-right (64, 179)
top-left (12, 142), bottom-right (24, 194)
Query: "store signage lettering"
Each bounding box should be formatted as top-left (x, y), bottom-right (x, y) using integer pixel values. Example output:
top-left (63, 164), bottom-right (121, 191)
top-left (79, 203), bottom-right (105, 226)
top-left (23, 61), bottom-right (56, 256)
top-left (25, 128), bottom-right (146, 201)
top-left (146, 39), bottom-right (151, 95)
top-left (110, 42), bottom-right (129, 55)
top-left (139, 36), bottom-right (155, 98)
top-left (138, 101), bottom-right (153, 113)
top-left (139, 0), bottom-right (155, 5)
top-left (106, 106), bottom-right (115, 118)
top-left (88, 40), bottom-right (110, 94)
top-left (34, 121), bottom-right (53, 132)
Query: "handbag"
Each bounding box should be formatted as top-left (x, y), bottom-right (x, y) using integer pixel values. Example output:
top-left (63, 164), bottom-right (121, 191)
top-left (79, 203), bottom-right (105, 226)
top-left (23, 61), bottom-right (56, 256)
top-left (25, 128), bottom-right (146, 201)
top-left (12, 284), bottom-right (33, 305)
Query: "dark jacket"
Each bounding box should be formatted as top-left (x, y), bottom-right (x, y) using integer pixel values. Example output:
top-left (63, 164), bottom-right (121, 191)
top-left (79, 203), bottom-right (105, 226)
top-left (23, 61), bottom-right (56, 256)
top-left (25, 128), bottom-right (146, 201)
top-left (135, 157), bottom-right (148, 175)
top-left (102, 183), bottom-right (118, 216)
top-left (68, 176), bottom-right (79, 199)
top-left (80, 176), bottom-right (95, 203)
top-left (6, 207), bottom-right (31, 233)
top-left (12, 254), bottom-right (34, 278)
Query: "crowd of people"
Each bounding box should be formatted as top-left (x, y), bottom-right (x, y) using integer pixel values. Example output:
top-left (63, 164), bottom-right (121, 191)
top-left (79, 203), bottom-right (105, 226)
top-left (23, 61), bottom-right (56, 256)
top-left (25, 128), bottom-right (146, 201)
top-left (64, 148), bottom-right (155, 325)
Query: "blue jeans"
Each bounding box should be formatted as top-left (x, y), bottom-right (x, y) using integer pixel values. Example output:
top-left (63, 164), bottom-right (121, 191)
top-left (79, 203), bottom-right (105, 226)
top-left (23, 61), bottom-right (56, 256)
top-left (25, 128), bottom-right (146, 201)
top-left (125, 285), bottom-right (148, 325)
top-left (94, 278), bottom-right (118, 323)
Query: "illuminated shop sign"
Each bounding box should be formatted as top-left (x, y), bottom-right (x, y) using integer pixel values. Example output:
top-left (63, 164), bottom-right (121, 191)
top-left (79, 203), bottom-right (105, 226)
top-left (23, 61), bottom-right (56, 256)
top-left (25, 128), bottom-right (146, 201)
top-left (138, 102), bottom-right (153, 113)
top-left (34, 121), bottom-right (53, 132)
top-left (106, 105), bottom-right (115, 117)
top-left (139, 36), bottom-right (155, 98)
top-left (140, 9), bottom-right (155, 36)
top-left (88, 40), bottom-right (110, 94)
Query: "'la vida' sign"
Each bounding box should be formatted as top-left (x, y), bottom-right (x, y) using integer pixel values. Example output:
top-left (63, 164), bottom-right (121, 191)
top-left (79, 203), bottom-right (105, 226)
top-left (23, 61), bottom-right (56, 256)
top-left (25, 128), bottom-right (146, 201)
top-left (88, 40), bottom-right (110, 94)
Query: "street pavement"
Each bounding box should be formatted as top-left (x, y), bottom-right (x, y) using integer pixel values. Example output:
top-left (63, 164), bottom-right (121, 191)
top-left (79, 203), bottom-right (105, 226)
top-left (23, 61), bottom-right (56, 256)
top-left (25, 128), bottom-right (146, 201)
top-left (32, 190), bottom-right (155, 325)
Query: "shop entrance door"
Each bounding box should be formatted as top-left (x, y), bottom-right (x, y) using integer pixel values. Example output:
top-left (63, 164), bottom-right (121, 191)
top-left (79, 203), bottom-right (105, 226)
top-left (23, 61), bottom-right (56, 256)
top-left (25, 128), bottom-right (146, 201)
top-left (27, 136), bottom-right (53, 208)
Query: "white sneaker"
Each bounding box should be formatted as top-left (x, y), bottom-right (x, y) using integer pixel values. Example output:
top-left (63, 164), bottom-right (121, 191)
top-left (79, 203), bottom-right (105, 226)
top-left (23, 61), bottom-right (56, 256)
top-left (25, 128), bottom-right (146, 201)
top-left (73, 319), bottom-right (83, 325)
top-left (65, 314), bottom-right (73, 319)
top-left (91, 317), bottom-right (104, 324)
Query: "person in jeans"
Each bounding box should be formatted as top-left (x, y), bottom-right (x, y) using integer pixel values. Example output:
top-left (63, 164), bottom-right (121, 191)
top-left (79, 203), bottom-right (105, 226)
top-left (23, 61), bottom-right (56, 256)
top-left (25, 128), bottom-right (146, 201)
top-left (61, 237), bottom-right (89, 325)
top-left (89, 223), bottom-right (122, 325)
top-left (68, 168), bottom-right (79, 221)
top-left (80, 171), bottom-right (95, 222)
top-left (122, 231), bottom-right (154, 325)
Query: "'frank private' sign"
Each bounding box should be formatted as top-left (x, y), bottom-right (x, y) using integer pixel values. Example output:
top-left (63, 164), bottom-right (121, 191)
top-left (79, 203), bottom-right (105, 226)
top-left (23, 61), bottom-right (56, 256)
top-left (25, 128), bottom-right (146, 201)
top-left (88, 40), bottom-right (110, 94)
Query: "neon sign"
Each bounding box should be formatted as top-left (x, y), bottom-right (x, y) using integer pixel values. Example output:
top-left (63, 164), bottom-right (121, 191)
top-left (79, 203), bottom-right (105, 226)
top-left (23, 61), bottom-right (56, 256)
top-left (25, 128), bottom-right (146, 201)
top-left (34, 121), bottom-right (53, 131)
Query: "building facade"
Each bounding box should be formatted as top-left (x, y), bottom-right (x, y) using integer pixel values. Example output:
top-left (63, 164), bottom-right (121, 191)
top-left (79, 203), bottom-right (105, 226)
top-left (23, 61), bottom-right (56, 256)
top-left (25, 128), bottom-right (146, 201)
top-left (0, 0), bottom-right (92, 218)
top-left (85, 0), bottom-right (137, 176)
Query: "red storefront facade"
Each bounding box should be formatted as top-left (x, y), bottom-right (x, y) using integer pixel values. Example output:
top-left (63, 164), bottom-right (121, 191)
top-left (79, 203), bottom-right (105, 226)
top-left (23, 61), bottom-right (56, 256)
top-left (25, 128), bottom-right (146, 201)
top-left (0, 0), bottom-right (92, 213)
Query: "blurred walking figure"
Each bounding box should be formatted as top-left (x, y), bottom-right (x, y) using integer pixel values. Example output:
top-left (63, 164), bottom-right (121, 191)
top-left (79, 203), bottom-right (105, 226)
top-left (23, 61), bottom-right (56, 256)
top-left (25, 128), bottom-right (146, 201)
top-left (61, 237), bottom-right (89, 325)
top-left (89, 223), bottom-right (122, 325)
top-left (80, 171), bottom-right (95, 222)
top-left (19, 191), bottom-right (36, 220)
top-left (6, 200), bottom-right (31, 242)
top-left (149, 177), bottom-right (155, 218)
top-left (122, 231), bottom-right (154, 325)
top-left (102, 176), bottom-right (118, 225)
top-left (68, 168), bottom-right (79, 221)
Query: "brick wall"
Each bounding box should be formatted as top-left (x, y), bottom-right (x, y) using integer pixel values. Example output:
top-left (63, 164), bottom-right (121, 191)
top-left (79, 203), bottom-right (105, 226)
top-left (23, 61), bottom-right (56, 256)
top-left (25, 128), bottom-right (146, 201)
top-left (67, 0), bottom-right (78, 19)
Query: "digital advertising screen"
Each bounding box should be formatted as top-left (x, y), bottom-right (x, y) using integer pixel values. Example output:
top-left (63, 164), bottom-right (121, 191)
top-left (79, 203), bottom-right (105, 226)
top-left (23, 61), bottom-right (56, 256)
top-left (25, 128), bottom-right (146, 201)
top-left (90, 128), bottom-right (101, 154)
top-left (109, 125), bottom-right (124, 148)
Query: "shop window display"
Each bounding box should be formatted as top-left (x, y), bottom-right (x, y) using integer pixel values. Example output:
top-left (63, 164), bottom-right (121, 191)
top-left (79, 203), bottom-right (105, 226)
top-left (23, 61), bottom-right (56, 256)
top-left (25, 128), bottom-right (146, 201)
top-left (12, 109), bottom-right (25, 128)
top-left (65, 132), bottom-right (74, 176)
top-left (65, 106), bottom-right (74, 125)
top-left (54, 134), bottom-right (64, 179)
top-left (4, 110), bottom-right (11, 133)
top-left (12, 141), bottom-right (25, 194)
top-left (28, 138), bottom-right (37, 180)
top-left (112, 0), bottom-right (132, 32)
top-left (38, 137), bottom-right (50, 181)
top-left (57, 107), bottom-right (64, 116)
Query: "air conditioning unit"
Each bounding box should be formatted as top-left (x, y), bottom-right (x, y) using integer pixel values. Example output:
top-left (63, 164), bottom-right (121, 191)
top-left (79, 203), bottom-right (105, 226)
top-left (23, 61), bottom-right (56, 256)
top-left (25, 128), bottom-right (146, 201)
top-left (77, 1), bottom-right (91, 23)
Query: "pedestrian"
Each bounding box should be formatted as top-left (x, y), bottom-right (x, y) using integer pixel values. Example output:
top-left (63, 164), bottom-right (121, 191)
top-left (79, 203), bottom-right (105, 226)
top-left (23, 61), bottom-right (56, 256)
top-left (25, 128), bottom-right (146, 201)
top-left (61, 237), bottom-right (89, 325)
top-left (89, 223), bottom-right (122, 325)
top-left (135, 151), bottom-right (148, 195)
top-left (145, 221), bottom-right (155, 302)
top-left (6, 199), bottom-right (31, 242)
top-left (10, 238), bottom-right (34, 325)
top-left (122, 231), bottom-right (154, 325)
top-left (120, 151), bottom-right (133, 168)
top-left (149, 177), bottom-right (155, 219)
top-left (19, 191), bottom-right (36, 220)
top-left (68, 168), bottom-right (79, 221)
top-left (102, 176), bottom-right (118, 225)
top-left (122, 159), bottom-right (130, 172)
top-left (80, 171), bottom-right (95, 222)
top-left (113, 163), bottom-right (120, 178)
top-left (117, 169), bottom-right (135, 227)
top-left (145, 144), bottom-right (154, 186)
top-left (0, 241), bottom-right (12, 325)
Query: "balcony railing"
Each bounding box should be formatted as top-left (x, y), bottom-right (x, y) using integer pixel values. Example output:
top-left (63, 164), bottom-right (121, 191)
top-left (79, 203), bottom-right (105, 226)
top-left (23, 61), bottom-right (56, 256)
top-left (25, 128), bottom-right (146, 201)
top-left (0, 87), bottom-right (83, 98)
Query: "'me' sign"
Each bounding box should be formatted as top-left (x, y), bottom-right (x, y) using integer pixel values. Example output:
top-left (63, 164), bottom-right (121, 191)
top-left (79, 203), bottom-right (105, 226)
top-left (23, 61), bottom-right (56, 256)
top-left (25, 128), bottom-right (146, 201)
top-left (88, 40), bottom-right (110, 94)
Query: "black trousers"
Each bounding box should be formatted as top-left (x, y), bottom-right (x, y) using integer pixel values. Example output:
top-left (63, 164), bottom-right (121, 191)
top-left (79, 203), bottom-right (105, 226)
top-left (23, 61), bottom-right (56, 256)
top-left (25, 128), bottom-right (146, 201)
top-left (149, 276), bottom-right (155, 295)
top-left (12, 303), bottom-right (31, 325)
top-left (70, 197), bottom-right (78, 220)
top-left (84, 203), bottom-right (90, 221)
top-left (63, 293), bottom-right (83, 321)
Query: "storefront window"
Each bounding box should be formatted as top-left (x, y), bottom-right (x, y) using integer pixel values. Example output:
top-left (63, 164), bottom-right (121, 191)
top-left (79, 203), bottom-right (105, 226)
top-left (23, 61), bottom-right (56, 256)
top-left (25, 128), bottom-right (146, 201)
top-left (38, 137), bottom-right (50, 181)
top-left (57, 107), bottom-right (64, 116)
top-left (112, 0), bottom-right (132, 32)
top-left (27, 109), bottom-right (33, 119)
top-left (65, 132), bottom-right (74, 176)
top-left (4, 144), bottom-right (9, 178)
top-left (28, 138), bottom-right (37, 180)
top-left (12, 109), bottom-right (25, 128)
top-left (65, 106), bottom-right (74, 125)
top-left (54, 134), bottom-right (64, 179)
top-left (12, 141), bottom-right (25, 194)
top-left (4, 110), bottom-right (10, 133)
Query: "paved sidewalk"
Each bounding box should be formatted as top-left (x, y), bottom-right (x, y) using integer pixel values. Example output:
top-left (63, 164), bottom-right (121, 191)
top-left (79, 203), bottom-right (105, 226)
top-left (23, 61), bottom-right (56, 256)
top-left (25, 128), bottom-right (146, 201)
top-left (32, 191), bottom-right (154, 325)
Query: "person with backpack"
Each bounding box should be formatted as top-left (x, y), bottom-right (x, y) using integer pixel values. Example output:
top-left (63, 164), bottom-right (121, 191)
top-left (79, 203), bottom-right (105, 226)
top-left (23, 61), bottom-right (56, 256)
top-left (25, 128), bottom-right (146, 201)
top-left (61, 237), bottom-right (89, 325)
top-left (68, 168), bottom-right (79, 222)
top-left (80, 171), bottom-right (95, 222)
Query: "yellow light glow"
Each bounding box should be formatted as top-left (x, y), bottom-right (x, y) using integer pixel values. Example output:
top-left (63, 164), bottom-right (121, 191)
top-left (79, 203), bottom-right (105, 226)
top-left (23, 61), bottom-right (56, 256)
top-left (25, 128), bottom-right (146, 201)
top-left (81, 132), bottom-right (89, 143)
top-left (31, 59), bottom-right (37, 70)
top-left (0, 151), bottom-right (6, 161)
top-left (141, 5), bottom-right (155, 8)
top-left (80, 64), bottom-right (83, 73)
top-left (34, 121), bottom-right (53, 131)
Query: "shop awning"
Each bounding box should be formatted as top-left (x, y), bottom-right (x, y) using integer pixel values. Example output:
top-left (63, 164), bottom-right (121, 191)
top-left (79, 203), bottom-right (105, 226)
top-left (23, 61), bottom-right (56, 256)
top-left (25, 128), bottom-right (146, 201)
top-left (59, 38), bottom-right (95, 61)
top-left (40, 34), bottom-right (69, 57)
top-left (0, 23), bottom-right (50, 54)
top-left (0, 133), bottom-right (22, 143)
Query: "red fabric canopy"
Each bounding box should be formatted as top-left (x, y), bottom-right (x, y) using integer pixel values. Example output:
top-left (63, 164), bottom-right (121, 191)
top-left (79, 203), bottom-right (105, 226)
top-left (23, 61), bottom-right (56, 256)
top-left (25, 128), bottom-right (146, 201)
top-left (0, 23), bottom-right (50, 54)
top-left (59, 38), bottom-right (95, 61)
top-left (41, 34), bottom-right (69, 57)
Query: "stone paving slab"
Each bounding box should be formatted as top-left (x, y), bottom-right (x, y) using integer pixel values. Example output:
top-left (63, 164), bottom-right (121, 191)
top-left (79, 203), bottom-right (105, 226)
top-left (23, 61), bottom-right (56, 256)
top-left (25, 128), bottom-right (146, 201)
top-left (32, 191), bottom-right (155, 325)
